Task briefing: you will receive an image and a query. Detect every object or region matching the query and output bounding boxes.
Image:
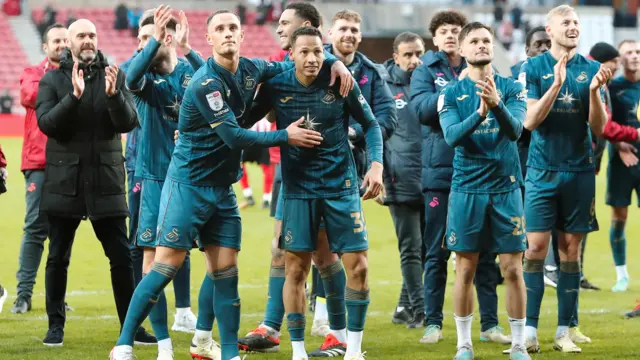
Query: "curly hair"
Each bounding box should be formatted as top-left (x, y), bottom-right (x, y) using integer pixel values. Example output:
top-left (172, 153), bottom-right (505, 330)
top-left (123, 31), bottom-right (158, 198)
top-left (428, 10), bottom-right (467, 37)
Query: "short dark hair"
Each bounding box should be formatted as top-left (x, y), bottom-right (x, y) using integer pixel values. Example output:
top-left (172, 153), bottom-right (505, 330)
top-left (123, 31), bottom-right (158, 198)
top-left (525, 26), bottom-right (546, 48)
top-left (393, 32), bottom-right (424, 53)
top-left (42, 23), bottom-right (65, 44)
top-left (285, 2), bottom-right (321, 29)
top-left (206, 10), bottom-right (241, 26)
top-left (458, 21), bottom-right (494, 43)
top-left (428, 10), bottom-right (467, 37)
top-left (290, 26), bottom-right (322, 48)
top-left (140, 15), bottom-right (177, 32)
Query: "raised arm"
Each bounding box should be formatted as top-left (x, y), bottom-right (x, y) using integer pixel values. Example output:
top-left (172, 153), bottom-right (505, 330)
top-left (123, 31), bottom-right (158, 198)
top-left (410, 64), bottom-right (440, 127)
top-left (36, 72), bottom-right (79, 138)
top-left (175, 9), bottom-right (205, 70)
top-left (439, 89), bottom-right (486, 147)
top-left (125, 37), bottom-right (161, 92)
top-left (588, 65), bottom-right (612, 137)
top-left (522, 56), bottom-right (565, 131)
top-left (479, 77), bottom-right (525, 141)
top-left (107, 69), bottom-right (139, 133)
top-left (192, 79), bottom-right (321, 149)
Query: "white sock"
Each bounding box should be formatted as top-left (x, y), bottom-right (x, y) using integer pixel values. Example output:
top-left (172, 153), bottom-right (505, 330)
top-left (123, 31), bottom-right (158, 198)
top-left (158, 338), bottom-right (173, 350)
top-left (230, 357), bottom-right (241, 360)
top-left (556, 325), bottom-right (569, 338)
top-left (314, 298), bottom-right (328, 323)
top-left (525, 326), bottom-right (538, 340)
top-left (176, 307), bottom-right (192, 317)
top-left (243, 188), bottom-right (253, 197)
top-left (396, 306), bottom-right (405, 312)
top-left (263, 192), bottom-right (272, 202)
top-left (545, 265), bottom-right (557, 272)
top-left (454, 313), bottom-right (473, 349)
top-left (346, 330), bottom-right (363, 356)
top-left (292, 340), bottom-right (307, 358)
top-left (509, 317), bottom-right (525, 347)
top-left (194, 329), bottom-right (212, 343)
top-left (331, 328), bottom-right (347, 343)
top-left (616, 265), bottom-right (629, 281)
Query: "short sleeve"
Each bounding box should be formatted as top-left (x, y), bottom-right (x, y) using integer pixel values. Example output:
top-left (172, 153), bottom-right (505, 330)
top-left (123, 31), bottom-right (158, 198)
top-left (520, 61), bottom-right (540, 100)
top-left (191, 78), bottom-right (236, 128)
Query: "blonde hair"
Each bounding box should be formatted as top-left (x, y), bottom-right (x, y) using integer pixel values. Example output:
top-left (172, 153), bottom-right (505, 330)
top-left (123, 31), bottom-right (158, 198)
top-left (332, 10), bottom-right (361, 25)
top-left (546, 5), bottom-right (576, 25)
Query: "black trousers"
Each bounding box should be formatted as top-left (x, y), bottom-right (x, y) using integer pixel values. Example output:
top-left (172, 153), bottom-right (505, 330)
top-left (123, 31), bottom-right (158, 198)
top-left (45, 215), bottom-right (135, 329)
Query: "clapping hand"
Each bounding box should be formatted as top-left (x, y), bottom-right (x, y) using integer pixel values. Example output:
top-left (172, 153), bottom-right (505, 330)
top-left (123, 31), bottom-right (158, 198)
top-left (105, 64), bottom-right (119, 97)
top-left (590, 64), bottom-right (613, 92)
top-left (153, 5), bottom-right (173, 43)
top-left (476, 76), bottom-right (500, 108)
top-left (72, 62), bottom-right (85, 99)
top-left (175, 10), bottom-right (191, 53)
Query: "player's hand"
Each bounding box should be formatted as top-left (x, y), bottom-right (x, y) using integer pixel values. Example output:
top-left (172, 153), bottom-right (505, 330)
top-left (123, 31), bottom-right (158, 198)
top-left (374, 192), bottom-right (385, 205)
top-left (105, 64), bottom-right (119, 97)
top-left (0, 167), bottom-right (7, 181)
top-left (553, 53), bottom-right (568, 87)
top-left (174, 130), bottom-right (179, 143)
top-left (476, 76), bottom-right (500, 108)
top-left (361, 161), bottom-right (384, 200)
top-left (329, 61), bottom-right (354, 97)
top-left (458, 67), bottom-right (469, 80)
top-left (153, 5), bottom-right (173, 43)
top-left (618, 142), bottom-right (639, 167)
top-left (348, 127), bottom-right (357, 140)
top-left (590, 64), bottom-right (613, 92)
top-left (286, 117), bottom-right (323, 148)
top-left (175, 10), bottom-right (191, 53)
top-left (71, 62), bottom-right (85, 99)
top-left (477, 95), bottom-right (489, 117)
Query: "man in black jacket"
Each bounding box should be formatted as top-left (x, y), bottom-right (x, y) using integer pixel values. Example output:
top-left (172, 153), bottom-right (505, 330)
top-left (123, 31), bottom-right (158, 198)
top-left (382, 32), bottom-right (426, 328)
top-left (36, 19), bottom-right (140, 347)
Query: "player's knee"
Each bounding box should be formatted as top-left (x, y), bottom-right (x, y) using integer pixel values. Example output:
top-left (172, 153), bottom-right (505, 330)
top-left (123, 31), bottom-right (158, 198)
top-left (271, 245), bottom-right (286, 266)
top-left (612, 207), bottom-right (628, 221)
top-left (311, 251), bottom-right (338, 269)
top-left (525, 239), bottom-right (548, 258)
top-left (456, 262), bottom-right (476, 285)
top-left (285, 254), bottom-right (310, 284)
top-left (500, 259), bottom-right (523, 283)
top-left (344, 253), bottom-right (368, 284)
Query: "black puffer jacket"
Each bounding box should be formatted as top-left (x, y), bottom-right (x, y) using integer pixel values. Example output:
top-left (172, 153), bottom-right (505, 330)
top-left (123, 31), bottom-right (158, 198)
top-left (36, 49), bottom-right (138, 219)
top-left (381, 59), bottom-right (422, 205)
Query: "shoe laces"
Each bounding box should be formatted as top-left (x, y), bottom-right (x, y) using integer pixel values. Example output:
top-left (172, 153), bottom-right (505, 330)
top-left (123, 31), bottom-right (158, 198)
top-left (247, 326), bottom-right (268, 337)
top-left (424, 325), bottom-right (440, 336)
top-left (320, 334), bottom-right (344, 349)
top-left (571, 327), bottom-right (585, 337)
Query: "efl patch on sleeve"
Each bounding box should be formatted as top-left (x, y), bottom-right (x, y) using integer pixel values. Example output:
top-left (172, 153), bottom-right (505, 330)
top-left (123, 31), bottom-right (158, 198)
top-left (437, 93), bottom-right (445, 112)
top-left (206, 91), bottom-right (223, 111)
top-left (517, 71), bottom-right (526, 87)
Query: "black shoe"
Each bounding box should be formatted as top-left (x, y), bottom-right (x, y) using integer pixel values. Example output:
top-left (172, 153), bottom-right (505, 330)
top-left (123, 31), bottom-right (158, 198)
top-left (624, 303), bottom-right (640, 319)
top-left (134, 326), bottom-right (157, 346)
top-left (262, 200), bottom-right (270, 209)
top-left (580, 278), bottom-right (601, 291)
top-left (43, 326), bottom-right (64, 347)
top-left (406, 311), bottom-right (426, 329)
top-left (392, 307), bottom-right (412, 324)
top-left (11, 296), bottom-right (31, 314)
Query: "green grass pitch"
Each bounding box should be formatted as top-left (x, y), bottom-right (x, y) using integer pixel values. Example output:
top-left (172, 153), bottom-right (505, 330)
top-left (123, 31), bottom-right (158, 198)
top-left (0, 136), bottom-right (639, 359)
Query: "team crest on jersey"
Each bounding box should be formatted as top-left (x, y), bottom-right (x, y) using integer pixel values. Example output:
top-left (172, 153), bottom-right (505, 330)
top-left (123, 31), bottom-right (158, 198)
top-left (182, 74), bottom-right (192, 88)
top-left (206, 91), bottom-right (224, 111)
top-left (435, 77), bottom-right (448, 87)
top-left (576, 71), bottom-right (588, 83)
top-left (322, 90), bottom-right (336, 104)
top-left (245, 76), bottom-right (256, 89)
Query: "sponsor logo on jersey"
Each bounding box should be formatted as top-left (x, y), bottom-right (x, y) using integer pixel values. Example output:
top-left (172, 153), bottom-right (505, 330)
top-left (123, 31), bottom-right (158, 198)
top-left (516, 89), bottom-right (527, 102)
top-left (456, 94), bottom-right (469, 101)
top-left (280, 96), bottom-right (294, 103)
top-left (542, 73), bottom-right (553, 80)
top-left (201, 78), bottom-right (216, 86)
top-left (395, 98), bottom-right (407, 109)
top-left (153, 79), bottom-right (167, 84)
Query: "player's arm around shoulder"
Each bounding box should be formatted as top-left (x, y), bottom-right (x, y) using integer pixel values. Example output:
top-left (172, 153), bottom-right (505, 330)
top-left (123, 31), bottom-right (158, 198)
top-left (252, 57), bottom-right (295, 82)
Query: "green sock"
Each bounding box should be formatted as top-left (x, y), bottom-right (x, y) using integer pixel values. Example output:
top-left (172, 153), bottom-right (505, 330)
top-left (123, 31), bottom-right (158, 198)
top-left (213, 266), bottom-right (240, 359)
top-left (345, 287), bottom-right (369, 332)
top-left (287, 312), bottom-right (306, 341)
top-left (557, 261), bottom-right (580, 327)
top-left (319, 261), bottom-right (347, 331)
top-left (263, 265), bottom-right (286, 331)
top-left (610, 220), bottom-right (626, 266)
top-left (523, 258), bottom-right (544, 329)
top-left (116, 263), bottom-right (177, 346)
top-left (196, 273), bottom-right (215, 331)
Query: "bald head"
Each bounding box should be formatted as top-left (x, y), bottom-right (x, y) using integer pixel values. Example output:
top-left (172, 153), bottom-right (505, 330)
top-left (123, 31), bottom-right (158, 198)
top-left (67, 19), bottom-right (97, 63)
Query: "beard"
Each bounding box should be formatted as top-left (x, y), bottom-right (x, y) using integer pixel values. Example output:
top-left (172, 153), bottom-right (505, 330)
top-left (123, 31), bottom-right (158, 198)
top-left (74, 44), bottom-right (96, 63)
top-left (467, 58), bottom-right (491, 66)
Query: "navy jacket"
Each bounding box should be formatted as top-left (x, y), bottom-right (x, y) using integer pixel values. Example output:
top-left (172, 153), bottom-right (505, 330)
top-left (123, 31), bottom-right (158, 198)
top-left (410, 50), bottom-right (465, 192)
top-left (325, 45), bottom-right (397, 186)
top-left (381, 59), bottom-right (422, 205)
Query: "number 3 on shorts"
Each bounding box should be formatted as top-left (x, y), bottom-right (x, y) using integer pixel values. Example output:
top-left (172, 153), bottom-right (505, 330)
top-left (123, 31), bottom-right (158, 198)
top-left (351, 211), bottom-right (366, 233)
top-left (510, 216), bottom-right (526, 236)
